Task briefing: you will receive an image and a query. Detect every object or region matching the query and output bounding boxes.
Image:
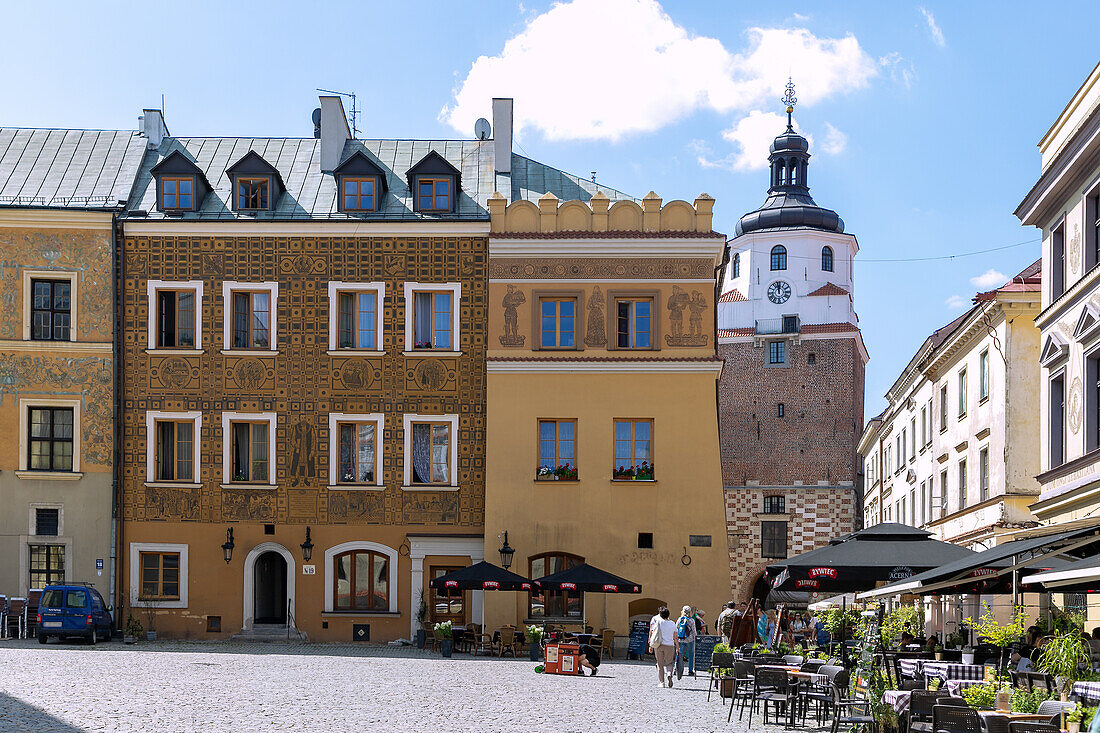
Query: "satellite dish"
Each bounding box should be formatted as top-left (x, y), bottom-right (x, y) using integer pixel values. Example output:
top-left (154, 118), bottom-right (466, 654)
top-left (474, 118), bottom-right (491, 140)
top-left (312, 108), bottom-right (322, 126)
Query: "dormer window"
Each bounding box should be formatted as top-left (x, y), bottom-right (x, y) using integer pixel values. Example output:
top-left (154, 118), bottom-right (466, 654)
top-left (237, 178), bottom-right (270, 210)
top-left (161, 177), bottom-right (194, 210)
top-left (342, 177), bottom-right (377, 212)
top-left (151, 150), bottom-right (210, 214)
top-left (226, 151), bottom-right (283, 213)
top-left (417, 178), bottom-right (451, 212)
top-left (406, 150), bottom-right (461, 215)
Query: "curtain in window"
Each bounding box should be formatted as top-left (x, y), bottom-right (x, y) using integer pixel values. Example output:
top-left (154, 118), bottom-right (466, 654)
top-left (157, 422), bottom-right (175, 481)
top-left (357, 424), bottom-right (375, 482)
top-left (412, 423), bottom-right (431, 483)
top-left (414, 292), bottom-right (432, 347)
top-left (431, 425), bottom-right (449, 483)
top-left (233, 423), bottom-right (250, 480)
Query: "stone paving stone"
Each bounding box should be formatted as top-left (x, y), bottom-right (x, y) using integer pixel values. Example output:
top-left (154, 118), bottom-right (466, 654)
top-left (0, 639), bottom-right (817, 732)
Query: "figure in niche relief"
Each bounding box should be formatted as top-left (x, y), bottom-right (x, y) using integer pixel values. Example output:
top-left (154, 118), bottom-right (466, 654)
top-left (667, 285), bottom-right (689, 338)
top-left (289, 417), bottom-right (315, 486)
top-left (584, 286), bottom-right (607, 347)
top-left (499, 285), bottom-right (526, 346)
top-left (688, 291), bottom-right (706, 338)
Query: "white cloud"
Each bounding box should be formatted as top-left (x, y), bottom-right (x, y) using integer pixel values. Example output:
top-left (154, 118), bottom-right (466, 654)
top-left (440, 0), bottom-right (880, 143)
top-left (945, 295), bottom-right (967, 309)
top-left (919, 7), bottom-right (946, 47)
top-left (822, 123), bottom-right (847, 155)
top-left (970, 269), bottom-right (1007, 289)
top-left (879, 52), bottom-right (916, 90)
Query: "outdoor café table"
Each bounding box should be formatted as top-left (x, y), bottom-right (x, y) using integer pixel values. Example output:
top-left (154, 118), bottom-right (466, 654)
top-left (1071, 681), bottom-right (1100, 705)
top-left (900, 658), bottom-right (925, 678)
top-left (943, 679), bottom-right (992, 696)
top-left (977, 711), bottom-right (1053, 723)
top-left (921, 661), bottom-right (985, 684)
top-left (882, 690), bottom-right (911, 714)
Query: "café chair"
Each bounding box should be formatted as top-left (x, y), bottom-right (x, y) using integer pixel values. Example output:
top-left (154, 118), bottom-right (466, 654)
top-left (1006, 724), bottom-right (1058, 733)
top-left (598, 629), bottom-right (615, 659)
top-left (908, 689), bottom-right (943, 733)
top-left (495, 627), bottom-right (520, 658)
top-left (931, 704), bottom-right (981, 733)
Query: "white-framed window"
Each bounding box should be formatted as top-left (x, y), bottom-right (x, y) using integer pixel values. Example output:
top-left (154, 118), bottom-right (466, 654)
top-left (145, 411), bottom-right (202, 484)
top-left (328, 413), bottom-right (384, 488)
top-left (328, 282), bottom-right (385, 352)
top-left (221, 281), bottom-right (279, 352)
top-left (403, 282), bottom-right (461, 353)
top-left (402, 413), bottom-right (459, 489)
top-left (129, 542), bottom-right (189, 609)
top-left (979, 349), bottom-right (990, 401)
top-left (147, 280), bottom-right (204, 351)
top-left (17, 398), bottom-right (81, 476)
top-left (221, 412), bottom-right (277, 486)
top-left (28, 503), bottom-right (64, 537)
top-left (22, 269), bottom-right (78, 342)
top-left (323, 540), bottom-right (399, 613)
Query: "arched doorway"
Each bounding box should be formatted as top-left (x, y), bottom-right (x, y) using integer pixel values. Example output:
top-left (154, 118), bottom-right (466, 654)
top-left (751, 573), bottom-right (770, 605)
top-left (254, 551), bottom-right (287, 624)
top-left (242, 543), bottom-right (295, 629)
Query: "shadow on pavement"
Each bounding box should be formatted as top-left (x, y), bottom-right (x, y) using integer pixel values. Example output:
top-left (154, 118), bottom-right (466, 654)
top-left (0, 692), bottom-right (86, 731)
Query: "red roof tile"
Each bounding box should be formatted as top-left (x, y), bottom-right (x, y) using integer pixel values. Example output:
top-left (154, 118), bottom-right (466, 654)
top-left (718, 289), bottom-right (747, 302)
top-left (973, 258), bottom-right (1042, 302)
top-left (487, 356), bottom-right (721, 362)
top-left (717, 328), bottom-right (755, 337)
top-left (807, 282), bottom-right (849, 297)
top-left (801, 323), bottom-right (860, 334)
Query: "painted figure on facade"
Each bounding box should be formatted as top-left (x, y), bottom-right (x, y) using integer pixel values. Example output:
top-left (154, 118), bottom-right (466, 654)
top-left (289, 417), bottom-right (315, 487)
top-left (585, 286), bottom-right (606, 346)
top-left (499, 285), bottom-right (526, 346)
top-left (688, 290), bottom-right (706, 339)
top-left (667, 285), bottom-right (689, 338)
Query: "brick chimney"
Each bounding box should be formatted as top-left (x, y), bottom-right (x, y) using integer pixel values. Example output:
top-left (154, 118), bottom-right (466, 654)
top-left (319, 95), bottom-right (351, 173)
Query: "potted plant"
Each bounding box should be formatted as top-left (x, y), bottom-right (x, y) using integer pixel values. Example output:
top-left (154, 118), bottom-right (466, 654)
top-left (961, 645), bottom-right (976, 665)
top-left (635, 461), bottom-right (654, 480)
top-left (435, 620), bottom-right (453, 657)
top-left (964, 603), bottom-right (1028, 672)
top-left (1037, 628), bottom-right (1089, 699)
top-left (124, 613), bottom-right (143, 644)
top-left (536, 466), bottom-right (556, 481)
top-left (1066, 704), bottom-right (1084, 733)
top-left (142, 598), bottom-right (161, 641)
top-left (415, 591), bottom-right (428, 649)
top-left (712, 642), bottom-right (737, 697)
top-left (554, 464), bottom-right (578, 481)
top-left (934, 644), bottom-right (944, 661)
top-left (526, 625), bottom-right (544, 661)
top-left (613, 465), bottom-right (634, 480)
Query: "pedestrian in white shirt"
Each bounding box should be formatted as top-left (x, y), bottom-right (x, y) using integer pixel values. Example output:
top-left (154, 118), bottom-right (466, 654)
top-left (649, 607), bottom-right (678, 687)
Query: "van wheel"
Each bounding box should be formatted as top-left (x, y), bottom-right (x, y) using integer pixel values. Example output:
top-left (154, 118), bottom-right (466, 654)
top-left (38, 634), bottom-right (47, 644)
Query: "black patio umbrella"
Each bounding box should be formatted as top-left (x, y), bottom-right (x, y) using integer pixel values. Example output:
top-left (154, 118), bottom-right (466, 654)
top-left (535, 563), bottom-right (642, 593)
top-left (428, 561), bottom-right (539, 593)
top-left (765, 523), bottom-right (976, 594)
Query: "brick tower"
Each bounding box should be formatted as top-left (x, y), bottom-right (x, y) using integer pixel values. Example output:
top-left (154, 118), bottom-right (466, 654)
top-left (716, 83), bottom-right (867, 603)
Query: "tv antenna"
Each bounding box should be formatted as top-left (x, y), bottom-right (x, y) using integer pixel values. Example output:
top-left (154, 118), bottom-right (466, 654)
top-left (316, 88), bottom-right (360, 137)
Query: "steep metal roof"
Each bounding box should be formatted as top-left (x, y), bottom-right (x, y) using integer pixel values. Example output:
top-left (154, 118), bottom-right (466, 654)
top-left (0, 128), bottom-right (146, 209)
top-left (504, 154), bottom-right (635, 204)
top-left (128, 137), bottom-right (497, 220)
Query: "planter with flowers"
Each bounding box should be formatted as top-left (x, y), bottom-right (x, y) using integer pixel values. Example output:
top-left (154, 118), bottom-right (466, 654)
top-left (635, 462), bottom-right (653, 480)
top-left (613, 466), bottom-right (634, 480)
top-left (537, 464), bottom-right (578, 481)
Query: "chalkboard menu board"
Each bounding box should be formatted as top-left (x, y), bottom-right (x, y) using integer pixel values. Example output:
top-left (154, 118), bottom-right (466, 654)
top-left (628, 619), bottom-right (649, 657)
top-left (695, 635), bottom-right (721, 669)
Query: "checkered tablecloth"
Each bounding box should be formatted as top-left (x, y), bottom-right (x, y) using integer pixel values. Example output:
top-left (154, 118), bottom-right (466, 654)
top-left (921, 662), bottom-right (985, 682)
top-left (899, 659), bottom-right (924, 678)
top-left (944, 679), bottom-right (992, 696)
top-left (883, 690), bottom-right (911, 714)
top-left (1072, 681), bottom-right (1100, 705)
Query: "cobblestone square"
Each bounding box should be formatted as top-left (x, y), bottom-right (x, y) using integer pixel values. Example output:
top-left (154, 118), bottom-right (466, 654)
top-left (0, 640), bottom-right (811, 732)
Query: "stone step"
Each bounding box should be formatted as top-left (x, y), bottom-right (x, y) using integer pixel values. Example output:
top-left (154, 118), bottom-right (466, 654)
top-left (231, 625), bottom-right (308, 643)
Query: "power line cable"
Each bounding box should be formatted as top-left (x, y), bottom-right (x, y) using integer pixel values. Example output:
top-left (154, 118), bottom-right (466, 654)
top-left (728, 237), bottom-right (1040, 264)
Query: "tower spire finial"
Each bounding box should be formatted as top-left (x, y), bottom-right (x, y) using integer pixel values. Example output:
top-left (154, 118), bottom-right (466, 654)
top-left (782, 77), bottom-right (797, 131)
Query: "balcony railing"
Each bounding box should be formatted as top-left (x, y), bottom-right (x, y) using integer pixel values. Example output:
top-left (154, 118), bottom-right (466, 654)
top-left (755, 316), bottom-right (800, 335)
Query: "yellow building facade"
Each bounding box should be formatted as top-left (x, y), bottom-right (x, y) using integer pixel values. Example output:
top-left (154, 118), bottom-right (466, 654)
top-left (483, 191), bottom-right (731, 639)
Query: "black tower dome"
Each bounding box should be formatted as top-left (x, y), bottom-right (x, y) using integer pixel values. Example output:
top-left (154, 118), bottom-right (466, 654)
top-left (734, 81), bottom-right (844, 238)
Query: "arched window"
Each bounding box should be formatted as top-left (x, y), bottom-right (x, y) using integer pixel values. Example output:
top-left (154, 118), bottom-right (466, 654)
top-left (821, 246), bottom-right (834, 272)
top-left (770, 245), bottom-right (787, 271)
top-left (788, 160), bottom-right (798, 185)
top-left (529, 551), bottom-right (584, 619)
top-left (333, 549), bottom-right (389, 611)
top-left (732, 252), bottom-right (741, 279)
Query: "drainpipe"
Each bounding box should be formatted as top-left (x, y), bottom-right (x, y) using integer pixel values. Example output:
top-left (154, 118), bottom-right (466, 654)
top-left (110, 212), bottom-right (123, 630)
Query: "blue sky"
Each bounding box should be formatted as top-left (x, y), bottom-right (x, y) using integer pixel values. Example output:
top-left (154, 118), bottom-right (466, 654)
top-left (4, 1), bottom-right (1097, 418)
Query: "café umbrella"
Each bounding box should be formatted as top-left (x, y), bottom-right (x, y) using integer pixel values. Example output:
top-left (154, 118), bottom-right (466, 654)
top-left (535, 563), bottom-right (642, 594)
top-left (428, 561), bottom-right (540, 594)
top-left (765, 523), bottom-right (976, 594)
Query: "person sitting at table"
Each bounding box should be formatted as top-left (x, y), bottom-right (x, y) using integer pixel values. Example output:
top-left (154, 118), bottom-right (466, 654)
top-left (899, 632), bottom-right (916, 647)
top-left (925, 633), bottom-right (939, 652)
top-left (1010, 650), bottom-right (1033, 672)
top-left (578, 642), bottom-right (601, 676)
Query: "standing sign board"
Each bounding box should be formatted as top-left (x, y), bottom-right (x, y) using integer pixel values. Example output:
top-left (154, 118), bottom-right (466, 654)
top-left (695, 635), bottom-right (721, 670)
top-left (628, 619), bottom-right (649, 658)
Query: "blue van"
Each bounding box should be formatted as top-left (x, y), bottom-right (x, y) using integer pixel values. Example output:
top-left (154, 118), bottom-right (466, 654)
top-left (37, 584), bottom-right (113, 644)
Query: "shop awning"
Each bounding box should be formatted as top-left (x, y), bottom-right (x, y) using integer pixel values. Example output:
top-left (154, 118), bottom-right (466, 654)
top-left (428, 561), bottom-right (539, 592)
top-left (1022, 553), bottom-right (1100, 591)
top-left (857, 523), bottom-right (1100, 600)
top-left (535, 563), bottom-right (641, 593)
top-left (765, 523), bottom-right (975, 594)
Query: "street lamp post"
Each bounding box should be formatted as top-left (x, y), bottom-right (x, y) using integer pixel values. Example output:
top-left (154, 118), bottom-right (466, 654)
top-left (498, 531), bottom-right (514, 570)
top-left (221, 528), bottom-right (235, 564)
top-left (300, 527), bottom-right (314, 562)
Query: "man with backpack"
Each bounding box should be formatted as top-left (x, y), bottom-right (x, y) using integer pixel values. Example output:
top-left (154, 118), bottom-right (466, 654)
top-left (675, 605), bottom-right (697, 679)
top-left (717, 601), bottom-right (737, 644)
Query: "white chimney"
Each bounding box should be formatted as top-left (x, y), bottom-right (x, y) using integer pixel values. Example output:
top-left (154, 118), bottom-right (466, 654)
top-left (319, 95), bottom-right (351, 173)
top-left (139, 109), bottom-right (168, 149)
top-left (492, 98), bottom-right (513, 174)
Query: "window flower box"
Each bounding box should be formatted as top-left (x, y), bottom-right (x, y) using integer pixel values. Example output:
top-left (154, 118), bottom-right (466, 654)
top-left (536, 464), bottom-right (578, 481)
top-left (614, 462), bottom-right (654, 481)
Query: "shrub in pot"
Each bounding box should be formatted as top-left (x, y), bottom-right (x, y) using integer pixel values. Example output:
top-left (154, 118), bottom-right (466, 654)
top-left (435, 621), bottom-right (453, 658)
top-left (526, 625), bottom-right (544, 661)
